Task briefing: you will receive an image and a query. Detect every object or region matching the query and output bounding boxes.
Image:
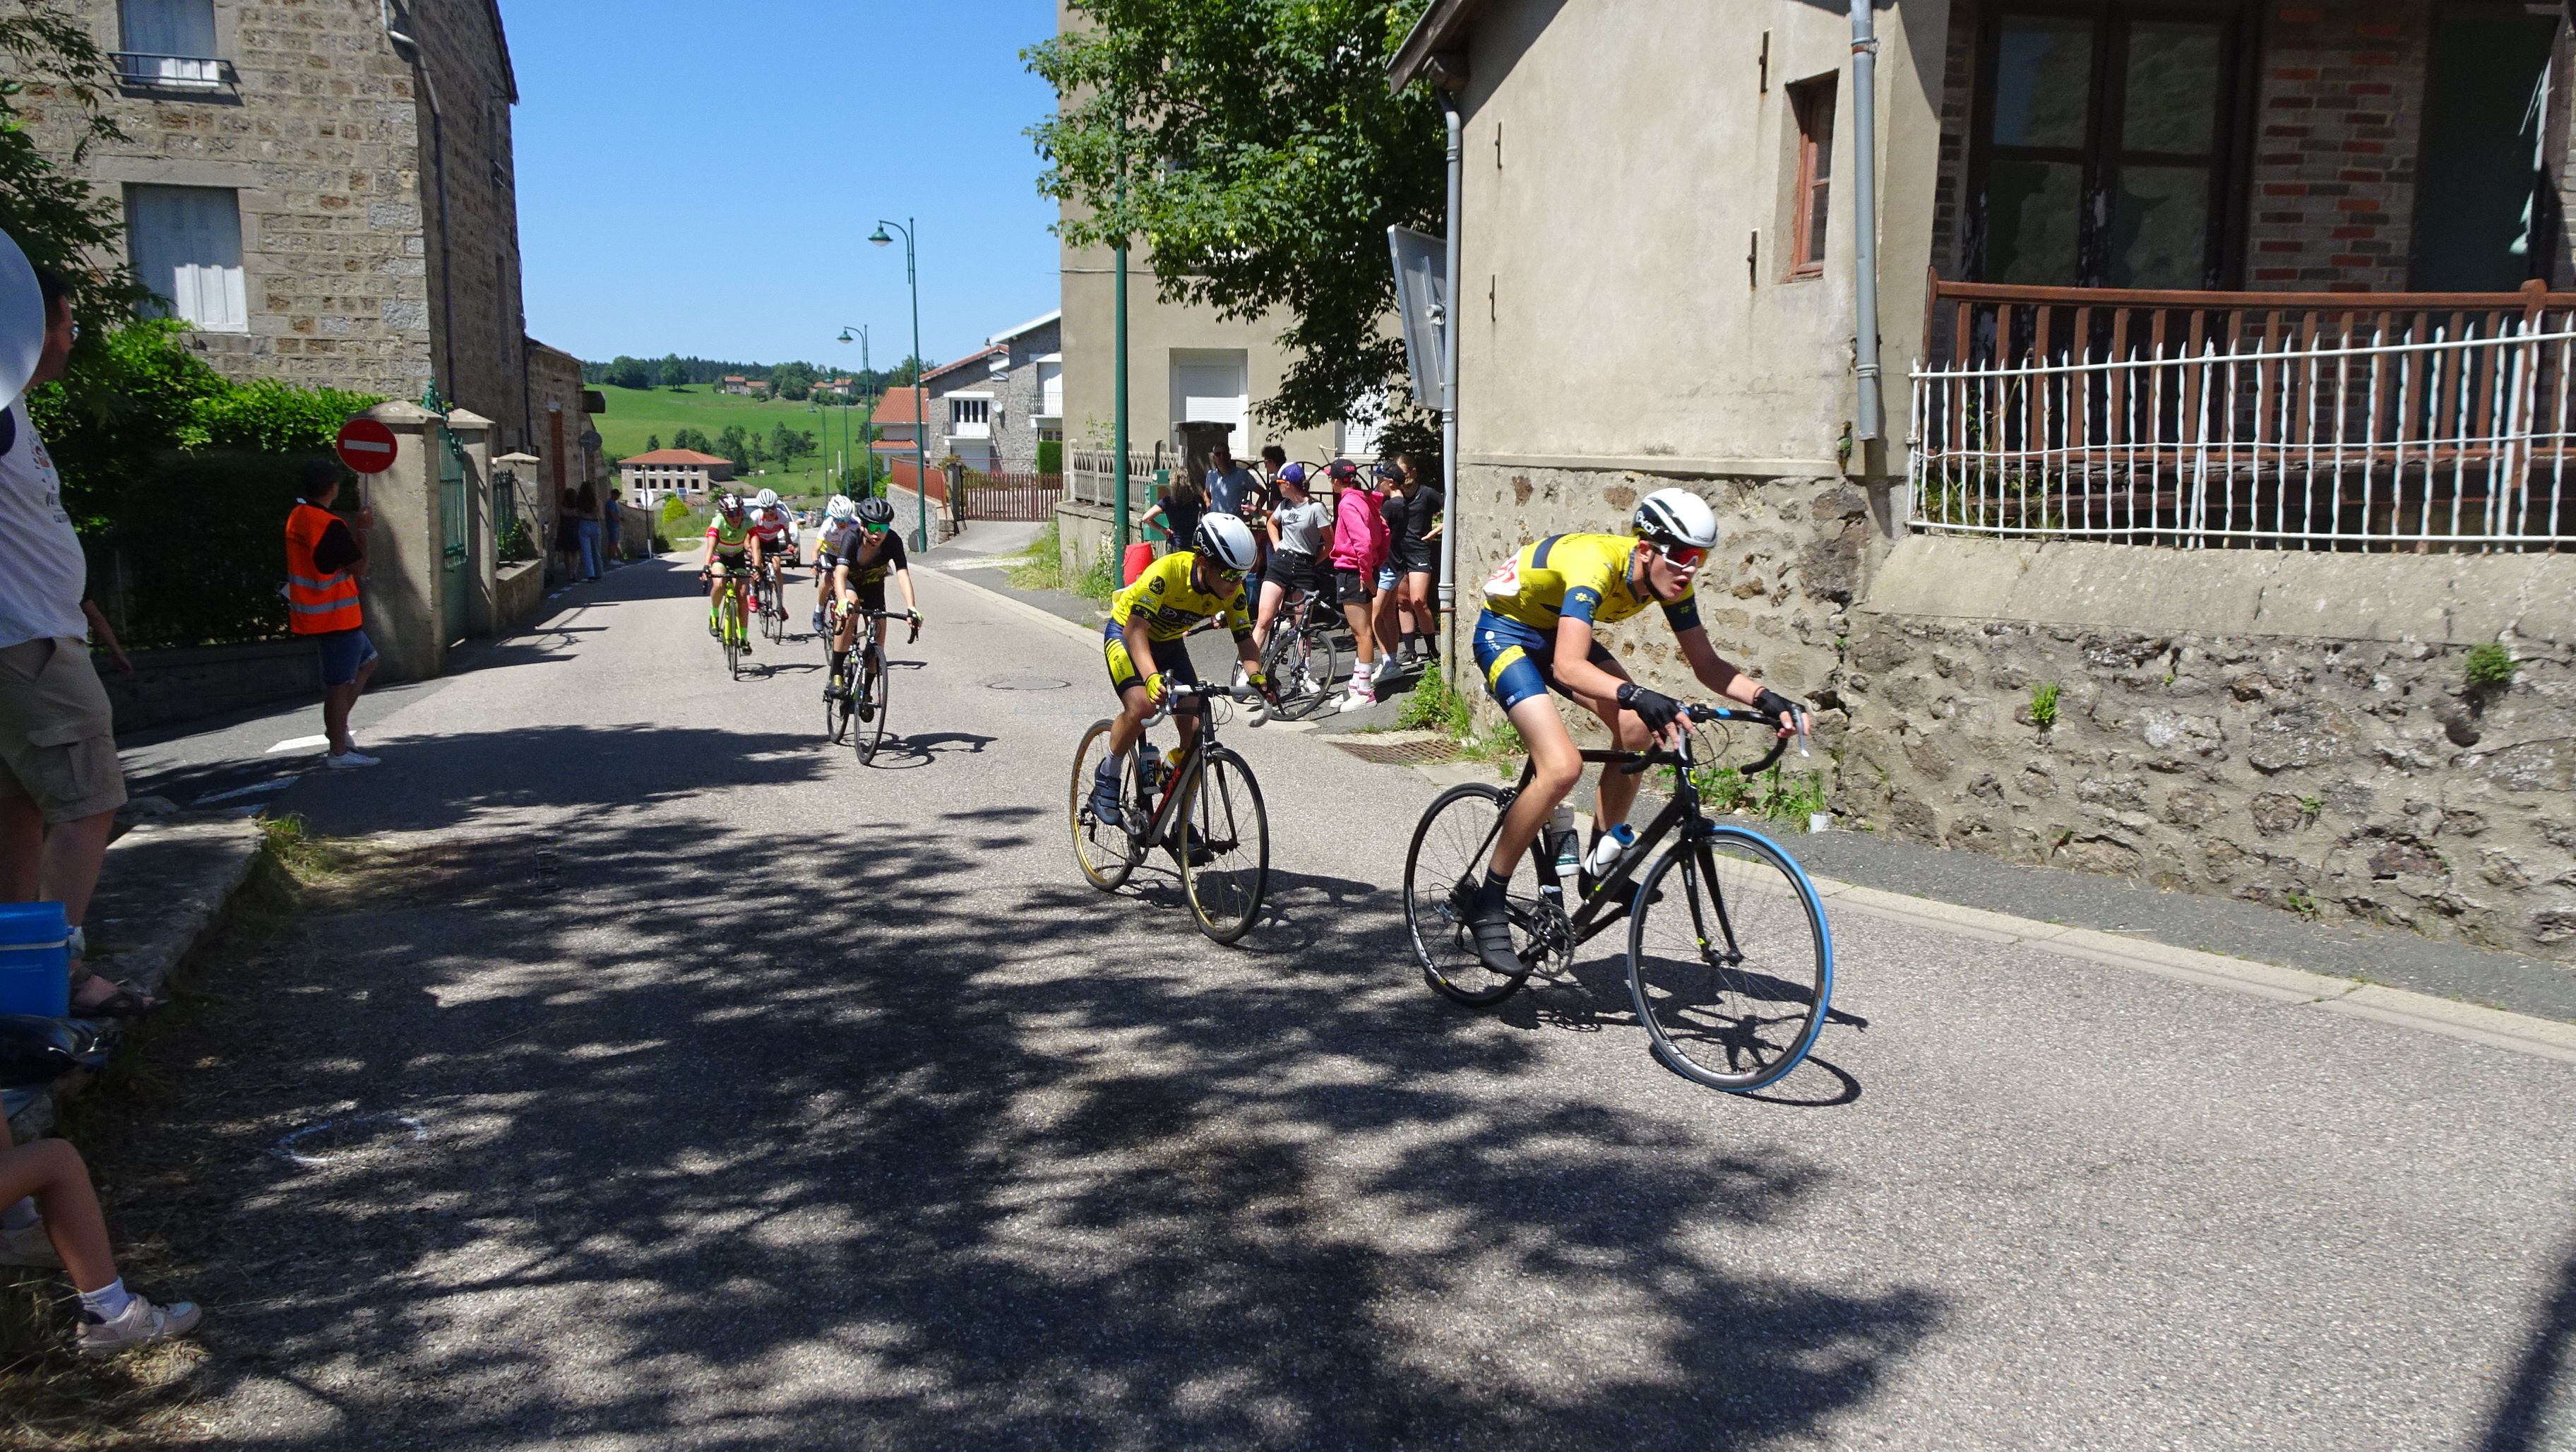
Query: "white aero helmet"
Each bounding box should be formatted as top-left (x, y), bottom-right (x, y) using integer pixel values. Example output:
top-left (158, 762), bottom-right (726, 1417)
top-left (1193, 513), bottom-right (1260, 571)
top-left (825, 494), bottom-right (856, 521)
top-left (756, 487), bottom-right (781, 509)
top-left (1632, 488), bottom-right (1720, 553)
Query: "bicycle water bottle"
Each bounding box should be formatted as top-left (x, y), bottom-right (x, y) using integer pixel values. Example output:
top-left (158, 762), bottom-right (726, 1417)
top-left (1549, 804), bottom-right (1581, 883)
top-left (1585, 823), bottom-right (1635, 877)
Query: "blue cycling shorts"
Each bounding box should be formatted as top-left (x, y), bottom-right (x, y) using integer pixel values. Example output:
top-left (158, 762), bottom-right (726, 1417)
top-left (1472, 609), bottom-right (1616, 711)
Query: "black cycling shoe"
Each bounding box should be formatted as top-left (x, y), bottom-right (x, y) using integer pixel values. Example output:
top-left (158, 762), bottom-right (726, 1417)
top-left (1467, 904), bottom-right (1525, 977)
top-left (1087, 768), bottom-right (1124, 829)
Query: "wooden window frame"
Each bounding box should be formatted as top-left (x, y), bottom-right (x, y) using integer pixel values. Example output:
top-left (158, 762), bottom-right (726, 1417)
top-left (1787, 75), bottom-right (1837, 278)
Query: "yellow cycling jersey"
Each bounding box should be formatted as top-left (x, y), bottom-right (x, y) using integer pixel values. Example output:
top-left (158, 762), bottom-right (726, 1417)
top-left (1478, 532), bottom-right (1701, 636)
top-left (1111, 550), bottom-right (1251, 643)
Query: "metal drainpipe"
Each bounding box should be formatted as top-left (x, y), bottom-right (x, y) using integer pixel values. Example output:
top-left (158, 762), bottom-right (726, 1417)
top-left (1849, 0), bottom-right (1884, 444)
top-left (1439, 93), bottom-right (1462, 659)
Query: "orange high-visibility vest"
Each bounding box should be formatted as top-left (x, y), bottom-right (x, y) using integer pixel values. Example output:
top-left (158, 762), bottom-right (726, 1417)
top-left (283, 502), bottom-right (363, 634)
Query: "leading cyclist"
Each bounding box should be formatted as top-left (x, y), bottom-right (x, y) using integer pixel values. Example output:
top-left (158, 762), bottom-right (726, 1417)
top-left (700, 492), bottom-right (759, 652)
top-left (1461, 489), bottom-right (1810, 973)
top-left (1086, 514), bottom-right (1275, 826)
top-left (822, 496), bottom-right (922, 698)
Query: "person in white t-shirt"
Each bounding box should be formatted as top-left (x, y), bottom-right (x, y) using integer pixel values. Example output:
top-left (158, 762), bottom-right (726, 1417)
top-left (0, 270), bottom-right (151, 1018)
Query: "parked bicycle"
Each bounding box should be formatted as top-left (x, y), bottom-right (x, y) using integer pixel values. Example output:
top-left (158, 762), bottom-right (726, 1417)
top-left (1069, 681), bottom-right (1272, 944)
top-left (1401, 704), bottom-right (1835, 1092)
top-left (822, 607), bottom-right (915, 764)
top-left (1256, 583), bottom-right (1342, 720)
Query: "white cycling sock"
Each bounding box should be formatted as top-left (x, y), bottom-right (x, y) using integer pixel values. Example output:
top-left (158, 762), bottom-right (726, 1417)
top-left (78, 1278), bottom-right (132, 1321)
top-left (0, 1197), bottom-right (36, 1232)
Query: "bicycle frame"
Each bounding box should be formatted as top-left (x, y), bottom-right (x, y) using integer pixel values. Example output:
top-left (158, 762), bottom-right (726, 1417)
top-left (1463, 707), bottom-right (1797, 957)
top-left (1128, 683), bottom-right (1260, 847)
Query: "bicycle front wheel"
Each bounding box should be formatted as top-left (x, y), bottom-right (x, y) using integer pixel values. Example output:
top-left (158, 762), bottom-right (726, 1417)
top-left (1069, 720), bottom-right (1143, 891)
top-left (854, 645), bottom-right (889, 764)
top-left (1402, 783), bottom-right (1533, 1006)
top-left (1177, 746), bottom-right (1268, 944)
top-left (722, 595), bottom-right (744, 679)
top-left (1626, 827), bottom-right (1833, 1093)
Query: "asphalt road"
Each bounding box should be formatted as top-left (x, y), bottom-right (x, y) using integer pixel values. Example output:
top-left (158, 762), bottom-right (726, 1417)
top-left (126, 542), bottom-right (2575, 1449)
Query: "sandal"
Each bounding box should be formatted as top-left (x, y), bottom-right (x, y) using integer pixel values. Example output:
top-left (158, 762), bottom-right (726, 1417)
top-left (68, 977), bottom-right (161, 1019)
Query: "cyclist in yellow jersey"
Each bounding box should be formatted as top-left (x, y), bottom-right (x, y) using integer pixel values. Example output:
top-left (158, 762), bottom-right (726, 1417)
top-left (1461, 489), bottom-right (1810, 973)
top-left (1087, 515), bottom-right (1275, 826)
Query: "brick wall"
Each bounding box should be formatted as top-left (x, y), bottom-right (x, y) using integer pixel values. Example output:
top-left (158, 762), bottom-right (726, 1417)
top-left (2243, 0), bottom-right (2429, 292)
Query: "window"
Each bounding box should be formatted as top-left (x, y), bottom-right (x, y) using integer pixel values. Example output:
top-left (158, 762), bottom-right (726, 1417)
top-left (1970, 3), bottom-right (2248, 289)
top-left (118, 0), bottom-right (221, 86)
top-left (126, 184), bottom-right (246, 331)
top-left (949, 398), bottom-right (989, 424)
top-left (1788, 76), bottom-right (1836, 277)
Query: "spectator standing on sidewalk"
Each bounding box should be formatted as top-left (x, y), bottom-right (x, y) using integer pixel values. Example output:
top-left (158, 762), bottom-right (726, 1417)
top-left (285, 459), bottom-right (381, 770)
top-left (0, 267), bottom-right (156, 1016)
top-left (604, 487), bottom-right (626, 566)
top-left (552, 487), bottom-right (583, 583)
top-left (573, 480), bottom-right (604, 581)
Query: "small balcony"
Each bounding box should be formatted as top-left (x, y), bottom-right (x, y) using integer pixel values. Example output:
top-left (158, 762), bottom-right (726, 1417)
top-left (110, 52), bottom-right (239, 97)
top-left (1908, 277), bottom-right (2576, 553)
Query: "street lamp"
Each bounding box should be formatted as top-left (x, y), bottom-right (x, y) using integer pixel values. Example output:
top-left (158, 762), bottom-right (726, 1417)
top-left (835, 324), bottom-right (874, 497)
top-left (869, 218), bottom-right (929, 550)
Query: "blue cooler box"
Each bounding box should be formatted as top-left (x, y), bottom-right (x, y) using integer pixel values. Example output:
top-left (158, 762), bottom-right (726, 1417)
top-left (0, 903), bottom-right (69, 1018)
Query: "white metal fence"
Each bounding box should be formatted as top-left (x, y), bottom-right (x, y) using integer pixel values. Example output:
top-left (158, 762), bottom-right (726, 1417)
top-left (1909, 319), bottom-right (2576, 551)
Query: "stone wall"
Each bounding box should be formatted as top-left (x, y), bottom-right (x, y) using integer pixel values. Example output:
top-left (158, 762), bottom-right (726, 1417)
top-left (1448, 463), bottom-right (1886, 741)
top-left (988, 317), bottom-right (1062, 473)
top-left (1838, 537), bottom-right (2576, 962)
top-left (405, 0), bottom-right (526, 446)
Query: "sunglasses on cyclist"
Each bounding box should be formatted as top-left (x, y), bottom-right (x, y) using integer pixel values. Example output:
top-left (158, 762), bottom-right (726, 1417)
top-left (861, 519), bottom-right (891, 533)
top-left (1657, 543), bottom-right (1708, 571)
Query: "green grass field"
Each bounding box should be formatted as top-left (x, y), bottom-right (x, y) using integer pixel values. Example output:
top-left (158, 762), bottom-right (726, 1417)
top-left (592, 383), bottom-right (876, 496)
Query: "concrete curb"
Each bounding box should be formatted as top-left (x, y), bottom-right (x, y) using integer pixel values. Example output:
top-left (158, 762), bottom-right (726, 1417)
top-left (1809, 877), bottom-right (2576, 1066)
top-left (4, 815), bottom-right (267, 1140)
top-left (923, 563), bottom-right (1102, 650)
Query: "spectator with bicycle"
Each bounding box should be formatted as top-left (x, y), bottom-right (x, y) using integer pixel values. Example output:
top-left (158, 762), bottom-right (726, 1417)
top-left (1251, 463), bottom-right (1328, 657)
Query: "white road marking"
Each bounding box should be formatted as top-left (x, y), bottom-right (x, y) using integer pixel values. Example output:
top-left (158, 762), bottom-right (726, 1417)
top-left (266, 735), bottom-right (330, 754)
top-left (192, 777), bottom-right (297, 805)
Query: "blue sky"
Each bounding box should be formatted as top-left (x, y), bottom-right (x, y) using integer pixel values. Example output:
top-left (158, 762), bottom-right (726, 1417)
top-left (507, 1), bottom-right (1062, 370)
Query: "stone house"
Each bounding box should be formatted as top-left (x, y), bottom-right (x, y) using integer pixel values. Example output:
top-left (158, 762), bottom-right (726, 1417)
top-left (1393, 0), bottom-right (2575, 959)
top-left (619, 449), bottom-right (734, 508)
top-left (980, 310), bottom-right (1063, 474)
top-left (11, 0), bottom-right (536, 448)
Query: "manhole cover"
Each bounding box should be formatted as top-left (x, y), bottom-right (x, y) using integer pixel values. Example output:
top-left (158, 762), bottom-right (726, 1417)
top-left (270, 1112), bottom-right (429, 1167)
top-left (988, 677), bottom-right (1070, 691)
top-left (1330, 734), bottom-right (1462, 766)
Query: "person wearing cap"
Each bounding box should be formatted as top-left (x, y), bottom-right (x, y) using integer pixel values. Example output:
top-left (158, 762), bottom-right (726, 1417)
top-left (0, 268), bottom-right (154, 1017)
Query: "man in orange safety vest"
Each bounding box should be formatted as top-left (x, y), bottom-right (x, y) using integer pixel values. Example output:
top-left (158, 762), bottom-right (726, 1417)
top-left (285, 459), bottom-right (380, 768)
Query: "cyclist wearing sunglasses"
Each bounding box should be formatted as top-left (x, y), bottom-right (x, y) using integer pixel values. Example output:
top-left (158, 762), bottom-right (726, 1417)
top-left (823, 496), bottom-right (921, 698)
top-left (1087, 514), bottom-right (1275, 825)
top-left (1460, 489), bottom-right (1809, 975)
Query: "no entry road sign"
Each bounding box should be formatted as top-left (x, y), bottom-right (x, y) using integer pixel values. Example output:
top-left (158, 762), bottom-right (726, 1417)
top-left (335, 417), bottom-right (399, 474)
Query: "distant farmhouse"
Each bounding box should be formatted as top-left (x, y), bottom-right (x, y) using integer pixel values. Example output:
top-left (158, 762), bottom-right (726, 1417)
top-left (718, 376), bottom-right (754, 395)
top-left (620, 448), bottom-right (736, 507)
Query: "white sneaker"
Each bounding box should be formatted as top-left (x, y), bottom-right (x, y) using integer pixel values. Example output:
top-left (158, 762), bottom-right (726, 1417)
top-left (325, 750), bottom-right (381, 770)
top-left (1337, 686), bottom-right (1376, 713)
top-left (76, 1294), bottom-right (201, 1357)
top-left (0, 1220), bottom-right (60, 1269)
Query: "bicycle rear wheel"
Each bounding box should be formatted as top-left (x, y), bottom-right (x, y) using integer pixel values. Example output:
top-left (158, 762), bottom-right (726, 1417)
top-left (1626, 827), bottom-right (1833, 1093)
top-left (1177, 746), bottom-right (1268, 944)
top-left (722, 592), bottom-right (744, 678)
top-left (1402, 783), bottom-right (1535, 1006)
top-left (1070, 720), bottom-right (1143, 891)
top-left (821, 655), bottom-right (850, 743)
top-left (854, 643), bottom-right (889, 763)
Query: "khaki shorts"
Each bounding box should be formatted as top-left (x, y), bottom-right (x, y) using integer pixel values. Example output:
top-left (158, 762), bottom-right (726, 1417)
top-left (0, 638), bottom-right (126, 823)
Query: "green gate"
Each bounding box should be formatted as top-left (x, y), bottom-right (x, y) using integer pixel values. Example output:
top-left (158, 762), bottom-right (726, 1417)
top-left (436, 415), bottom-right (470, 647)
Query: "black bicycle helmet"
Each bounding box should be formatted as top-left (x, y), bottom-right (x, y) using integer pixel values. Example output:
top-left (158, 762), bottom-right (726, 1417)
top-left (854, 496), bottom-right (895, 528)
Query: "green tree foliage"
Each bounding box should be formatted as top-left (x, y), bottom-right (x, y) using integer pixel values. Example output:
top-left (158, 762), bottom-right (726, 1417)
top-left (644, 433), bottom-right (662, 451)
top-left (660, 355), bottom-right (688, 389)
top-left (0, 4), bottom-right (146, 334)
top-left (770, 360), bottom-right (815, 401)
top-left (716, 424), bottom-right (751, 472)
top-left (669, 426), bottom-right (715, 455)
top-left (607, 355), bottom-right (654, 390)
top-left (1026, 1), bottom-right (1444, 446)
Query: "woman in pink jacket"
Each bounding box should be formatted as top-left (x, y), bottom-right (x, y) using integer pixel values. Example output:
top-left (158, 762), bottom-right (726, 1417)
top-left (1325, 458), bottom-right (1390, 710)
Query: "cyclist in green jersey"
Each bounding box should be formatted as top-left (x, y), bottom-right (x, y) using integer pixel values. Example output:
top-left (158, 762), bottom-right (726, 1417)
top-left (700, 493), bottom-right (759, 650)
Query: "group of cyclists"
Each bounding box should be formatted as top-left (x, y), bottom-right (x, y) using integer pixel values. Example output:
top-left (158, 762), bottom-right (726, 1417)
top-left (694, 464), bottom-right (1811, 982)
top-left (699, 487), bottom-right (919, 697)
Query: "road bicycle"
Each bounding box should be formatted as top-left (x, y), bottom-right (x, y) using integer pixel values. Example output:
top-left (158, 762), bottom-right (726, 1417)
top-left (756, 553), bottom-right (790, 643)
top-left (1070, 680), bottom-right (1272, 944)
top-left (1256, 583), bottom-right (1342, 720)
top-left (822, 607), bottom-right (915, 764)
top-left (703, 567), bottom-right (751, 679)
top-left (1401, 705), bottom-right (1835, 1093)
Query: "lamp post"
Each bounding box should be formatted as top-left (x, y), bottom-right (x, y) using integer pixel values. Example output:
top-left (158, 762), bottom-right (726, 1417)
top-left (835, 324), bottom-right (873, 496)
top-left (867, 218), bottom-right (929, 550)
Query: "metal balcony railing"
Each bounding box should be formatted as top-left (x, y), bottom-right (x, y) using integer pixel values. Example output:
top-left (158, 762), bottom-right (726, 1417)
top-left (1909, 278), bottom-right (2576, 552)
top-left (110, 52), bottom-right (239, 93)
